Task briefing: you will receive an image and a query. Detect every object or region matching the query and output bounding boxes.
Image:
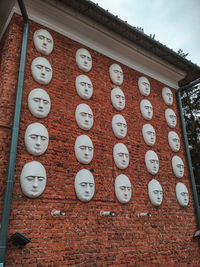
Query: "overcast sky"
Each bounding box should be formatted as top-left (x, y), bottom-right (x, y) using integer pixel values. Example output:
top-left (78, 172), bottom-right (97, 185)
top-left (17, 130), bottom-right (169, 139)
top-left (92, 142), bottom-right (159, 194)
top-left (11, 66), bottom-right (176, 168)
top-left (91, 0), bottom-right (200, 66)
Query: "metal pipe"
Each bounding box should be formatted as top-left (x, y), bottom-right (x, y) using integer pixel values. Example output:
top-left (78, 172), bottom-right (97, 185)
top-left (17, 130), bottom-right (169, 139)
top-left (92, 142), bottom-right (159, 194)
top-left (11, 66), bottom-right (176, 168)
top-left (0, 0), bottom-right (29, 265)
top-left (179, 77), bottom-right (200, 91)
top-left (177, 78), bottom-right (200, 229)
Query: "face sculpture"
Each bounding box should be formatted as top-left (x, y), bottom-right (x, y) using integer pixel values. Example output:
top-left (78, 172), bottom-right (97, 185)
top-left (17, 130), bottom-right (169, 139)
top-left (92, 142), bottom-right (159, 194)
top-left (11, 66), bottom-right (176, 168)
top-left (165, 108), bottom-right (177, 128)
top-left (111, 87), bottom-right (125, 111)
top-left (145, 150), bottom-right (159, 175)
top-left (75, 135), bottom-right (94, 164)
top-left (138, 76), bottom-right (150, 96)
top-left (148, 179), bottom-right (163, 206)
top-left (75, 103), bottom-right (94, 131)
top-left (76, 48), bottom-right (92, 72)
top-left (20, 161), bottom-right (46, 198)
top-left (75, 75), bottom-right (93, 100)
top-left (168, 131), bottom-right (180, 152)
top-left (109, 64), bottom-right (123, 86)
top-left (31, 57), bottom-right (52, 85)
top-left (75, 169), bottom-right (95, 202)
top-left (162, 87), bottom-right (173, 106)
top-left (112, 114), bottom-right (127, 139)
top-left (33, 29), bottom-right (53, 55)
top-left (25, 123), bottom-right (49, 156)
top-left (142, 124), bottom-right (156, 146)
top-left (28, 88), bottom-right (51, 118)
top-left (113, 143), bottom-right (129, 170)
top-left (140, 99), bottom-right (153, 120)
top-left (176, 182), bottom-right (189, 207)
top-left (172, 156), bottom-right (184, 178)
top-left (115, 174), bottom-right (132, 204)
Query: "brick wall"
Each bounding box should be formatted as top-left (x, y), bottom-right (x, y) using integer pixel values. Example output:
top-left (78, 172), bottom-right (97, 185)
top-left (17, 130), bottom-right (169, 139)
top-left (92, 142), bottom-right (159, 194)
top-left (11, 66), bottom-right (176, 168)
top-left (0, 14), bottom-right (199, 266)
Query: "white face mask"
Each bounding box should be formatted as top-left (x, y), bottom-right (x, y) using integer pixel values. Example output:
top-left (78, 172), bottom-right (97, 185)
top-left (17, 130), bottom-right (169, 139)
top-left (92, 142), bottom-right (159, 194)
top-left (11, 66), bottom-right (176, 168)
top-left (33, 29), bottom-right (54, 55)
top-left (112, 114), bottom-right (127, 139)
top-left (142, 124), bottom-right (156, 146)
top-left (75, 103), bottom-right (94, 131)
top-left (75, 75), bottom-right (93, 100)
top-left (28, 88), bottom-right (51, 118)
top-left (172, 156), bottom-right (184, 178)
top-left (176, 182), bottom-right (189, 207)
top-left (109, 64), bottom-right (123, 86)
top-left (74, 135), bottom-right (94, 164)
top-left (168, 131), bottom-right (180, 152)
top-left (165, 108), bottom-right (177, 128)
top-left (115, 174), bottom-right (132, 204)
top-left (145, 150), bottom-right (159, 175)
top-left (25, 123), bottom-right (49, 156)
top-left (140, 99), bottom-right (153, 120)
top-left (20, 161), bottom-right (46, 198)
top-left (148, 179), bottom-right (163, 206)
top-left (113, 143), bottom-right (129, 169)
top-left (75, 169), bottom-right (95, 202)
top-left (162, 87), bottom-right (173, 106)
top-left (111, 88), bottom-right (125, 111)
top-left (31, 57), bottom-right (52, 85)
top-left (76, 48), bottom-right (92, 72)
top-left (138, 76), bottom-right (150, 96)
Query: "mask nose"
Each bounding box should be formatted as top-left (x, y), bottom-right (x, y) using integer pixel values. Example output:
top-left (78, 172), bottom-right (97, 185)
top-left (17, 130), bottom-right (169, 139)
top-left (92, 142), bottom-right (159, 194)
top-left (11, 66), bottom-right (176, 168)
top-left (124, 188), bottom-right (128, 196)
top-left (36, 136), bottom-right (41, 146)
top-left (85, 184), bottom-right (90, 193)
top-left (33, 177), bottom-right (38, 188)
top-left (84, 58), bottom-right (88, 65)
top-left (38, 99), bottom-right (44, 108)
top-left (41, 66), bottom-right (45, 75)
top-left (84, 85), bottom-right (88, 92)
top-left (85, 114), bottom-right (89, 122)
top-left (122, 154), bottom-right (126, 162)
top-left (85, 147), bottom-right (89, 156)
top-left (43, 37), bottom-right (47, 46)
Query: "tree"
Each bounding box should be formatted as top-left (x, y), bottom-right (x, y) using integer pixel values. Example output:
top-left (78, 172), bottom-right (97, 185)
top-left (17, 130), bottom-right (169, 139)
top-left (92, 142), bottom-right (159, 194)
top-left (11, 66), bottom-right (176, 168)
top-left (177, 49), bottom-right (189, 58)
top-left (181, 83), bottom-right (200, 201)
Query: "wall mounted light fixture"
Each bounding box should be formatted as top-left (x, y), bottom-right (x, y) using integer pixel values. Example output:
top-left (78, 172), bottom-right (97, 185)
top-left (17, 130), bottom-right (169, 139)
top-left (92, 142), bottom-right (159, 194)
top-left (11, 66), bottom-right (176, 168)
top-left (138, 212), bottom-right (152, 217)
top-left (51, 210), bottom-right (66, 216)
top-left (100, 211), bottom-right (115, 216)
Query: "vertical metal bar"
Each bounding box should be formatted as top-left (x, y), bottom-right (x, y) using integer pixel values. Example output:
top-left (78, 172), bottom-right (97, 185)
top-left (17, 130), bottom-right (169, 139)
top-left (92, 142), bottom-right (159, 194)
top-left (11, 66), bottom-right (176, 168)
top-left (0, 0), bottom-right (29, 265)
top-left (177, 84), bottom-right (200, 229)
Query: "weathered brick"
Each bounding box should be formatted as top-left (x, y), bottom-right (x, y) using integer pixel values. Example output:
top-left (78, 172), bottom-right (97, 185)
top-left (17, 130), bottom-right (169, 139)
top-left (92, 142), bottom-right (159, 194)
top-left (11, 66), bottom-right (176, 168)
top-left (0, 13), bottom-right (199, 267)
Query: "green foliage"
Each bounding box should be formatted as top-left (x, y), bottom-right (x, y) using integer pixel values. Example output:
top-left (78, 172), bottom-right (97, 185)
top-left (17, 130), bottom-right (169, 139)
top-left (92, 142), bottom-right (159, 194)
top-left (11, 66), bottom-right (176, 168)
top-left (181, 84), bottom-right (200, 196)
top-left (177, 49), bottom-right (189, 58)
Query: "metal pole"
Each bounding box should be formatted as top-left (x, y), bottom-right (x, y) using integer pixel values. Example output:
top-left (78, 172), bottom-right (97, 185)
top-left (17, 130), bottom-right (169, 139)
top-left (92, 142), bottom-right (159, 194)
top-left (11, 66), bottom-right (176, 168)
top-left (177, 79), bottom-right (200, 229)
top-left (0, 0), bottom-right (29, 265)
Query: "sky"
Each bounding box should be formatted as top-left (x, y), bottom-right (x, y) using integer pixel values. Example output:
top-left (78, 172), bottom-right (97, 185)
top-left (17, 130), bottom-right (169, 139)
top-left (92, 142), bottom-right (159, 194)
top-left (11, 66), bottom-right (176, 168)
top-left (91, 0), bottom-right (200, 66)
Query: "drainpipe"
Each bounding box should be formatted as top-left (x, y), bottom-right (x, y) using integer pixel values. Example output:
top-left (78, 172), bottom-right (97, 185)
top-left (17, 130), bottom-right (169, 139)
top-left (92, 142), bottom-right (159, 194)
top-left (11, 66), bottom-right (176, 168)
top-left (177, 77), bottom-right (200, 229)
top-left (0, 0), bottom-right (29, 265)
